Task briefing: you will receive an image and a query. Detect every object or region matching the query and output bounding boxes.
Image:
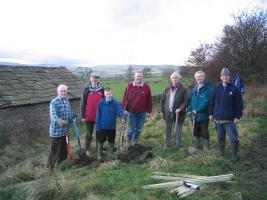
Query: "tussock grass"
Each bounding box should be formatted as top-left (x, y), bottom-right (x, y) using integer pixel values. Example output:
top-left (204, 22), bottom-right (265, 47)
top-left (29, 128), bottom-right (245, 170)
top-left (1, 84), bottom-right (267, 200)
top-left (183, 150), bottom-right (229, 168)
top-left (149, 156), bottom-right (175, 172)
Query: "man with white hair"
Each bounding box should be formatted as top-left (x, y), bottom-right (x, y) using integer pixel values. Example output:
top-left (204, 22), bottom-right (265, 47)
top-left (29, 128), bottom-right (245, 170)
top-left (160, 71), bottom-right (188, 150)
top-left (47, 84), bottom-right (72, 170)
top-left (187, 71), bottom-right (212, 150)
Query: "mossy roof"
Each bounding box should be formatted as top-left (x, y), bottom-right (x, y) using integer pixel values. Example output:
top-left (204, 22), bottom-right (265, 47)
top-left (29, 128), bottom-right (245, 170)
top-left (0, 66), bottom-right (84, 108)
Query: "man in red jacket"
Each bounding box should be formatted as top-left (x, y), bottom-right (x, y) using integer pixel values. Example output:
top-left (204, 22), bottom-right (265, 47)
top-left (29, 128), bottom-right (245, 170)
top-left (81, 72), bottom-right (104, 157)
top-left (122, 71), bottom-right (153, 148)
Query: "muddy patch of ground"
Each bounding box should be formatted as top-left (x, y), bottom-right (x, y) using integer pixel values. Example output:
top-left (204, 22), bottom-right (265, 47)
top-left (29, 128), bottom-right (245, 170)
top-left (118, 144), bottom-right (153, 164)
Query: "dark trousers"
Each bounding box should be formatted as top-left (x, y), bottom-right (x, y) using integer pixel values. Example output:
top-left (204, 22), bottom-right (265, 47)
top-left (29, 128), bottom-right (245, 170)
top-left (85, 121), bottom-right (96, 150)
top-left (193, 121), bottom-right (209, 139)
top-left (97, 129), bottom-right (116, 144)
top-left (47, 136), bottom-right (67, 169)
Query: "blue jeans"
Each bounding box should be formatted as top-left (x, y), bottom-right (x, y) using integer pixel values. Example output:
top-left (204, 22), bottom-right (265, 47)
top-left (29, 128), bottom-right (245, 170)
top-left (215, 122), bottom-right (239, 149)
top-left (127, 112), bottom-right (147, 140)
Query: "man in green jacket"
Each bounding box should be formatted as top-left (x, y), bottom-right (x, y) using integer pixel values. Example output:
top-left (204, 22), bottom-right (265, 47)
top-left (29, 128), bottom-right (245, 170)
top-left (188, 71), bottom-right (212, 150)
top-left (160, 71), bottom-right (188, 150)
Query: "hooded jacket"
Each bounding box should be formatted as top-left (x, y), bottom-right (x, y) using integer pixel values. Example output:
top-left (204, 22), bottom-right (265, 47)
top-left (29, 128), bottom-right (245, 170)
top-left (80, 83), bottom-right (104, 122)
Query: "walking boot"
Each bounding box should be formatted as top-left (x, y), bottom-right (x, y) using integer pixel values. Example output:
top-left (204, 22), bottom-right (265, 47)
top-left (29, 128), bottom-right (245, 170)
top-left (231, 142), bottom-right (239, 161)
top-left (193, 136), bottom-right (202, 150)
top-left (85, 139), bottom-right (91, 157)
top-left (97, 143), bottom-right (104, 163)
top-left (201, 138), bottom-right (210, 150)
top-left (131, 136), bottom-right (138, 146)
top-left (109, 143), bottom-right (116, 160)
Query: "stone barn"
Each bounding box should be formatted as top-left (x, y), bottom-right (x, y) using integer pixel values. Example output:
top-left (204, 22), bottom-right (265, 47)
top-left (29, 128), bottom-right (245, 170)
top-left (0, 66), bottom-right (84, 140)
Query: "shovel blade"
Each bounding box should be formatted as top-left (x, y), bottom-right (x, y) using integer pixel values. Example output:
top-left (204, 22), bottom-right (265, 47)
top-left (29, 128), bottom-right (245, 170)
top-left (77, 148), bottom-right (87, 161)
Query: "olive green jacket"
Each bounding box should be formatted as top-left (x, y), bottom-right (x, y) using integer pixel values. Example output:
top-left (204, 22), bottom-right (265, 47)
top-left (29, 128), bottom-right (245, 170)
top-left (160, 83), bottom-right (188, 122)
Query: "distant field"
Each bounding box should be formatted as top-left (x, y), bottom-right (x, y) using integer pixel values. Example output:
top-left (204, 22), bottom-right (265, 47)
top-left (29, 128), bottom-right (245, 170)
top-left (102, 76), bottom-right (193, 100)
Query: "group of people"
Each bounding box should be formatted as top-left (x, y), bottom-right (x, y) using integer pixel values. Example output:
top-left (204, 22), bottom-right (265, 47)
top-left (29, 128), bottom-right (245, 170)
top-left (47, 67), bottom-right (244, 170)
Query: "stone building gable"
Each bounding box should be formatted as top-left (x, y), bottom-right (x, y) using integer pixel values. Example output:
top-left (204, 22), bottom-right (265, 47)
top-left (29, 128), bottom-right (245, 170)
top-left (0, 66), bottom-right (84, 108)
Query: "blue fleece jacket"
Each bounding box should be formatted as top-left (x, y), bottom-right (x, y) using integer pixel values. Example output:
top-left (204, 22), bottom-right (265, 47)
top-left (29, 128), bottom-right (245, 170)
top-left (209, 82), bottom-right (243, 120)
top-left (96, 97), bottom-right (124, 131)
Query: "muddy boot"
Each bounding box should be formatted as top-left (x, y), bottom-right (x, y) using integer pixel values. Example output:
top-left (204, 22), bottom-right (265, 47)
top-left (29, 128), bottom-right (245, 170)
top-left (109, 143), bottom-right (116, 160)
top-left (193, 136), bottom-right (202, 150)
top-left (201, 138), bottom-right (210, 150)
top-left (97, 143), bottom-right (104, 162)
top-left (85, 139), bottom-right (91, 157)
top-left (231, 142), bottom-right (239, 161)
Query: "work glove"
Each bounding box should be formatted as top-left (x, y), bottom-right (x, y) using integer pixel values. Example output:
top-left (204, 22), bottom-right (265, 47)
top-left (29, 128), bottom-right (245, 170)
top-left (57, 119), bottom-right (68, 127)
top-left (122, 113), bottom-right (128, 123)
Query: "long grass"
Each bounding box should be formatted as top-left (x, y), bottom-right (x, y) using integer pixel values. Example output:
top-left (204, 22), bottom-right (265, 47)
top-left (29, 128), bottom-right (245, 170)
top-left (0, 84), bottom-right (267, 200)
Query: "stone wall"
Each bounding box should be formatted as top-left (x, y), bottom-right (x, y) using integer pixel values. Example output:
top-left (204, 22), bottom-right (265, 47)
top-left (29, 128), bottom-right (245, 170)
top-left (0, 99), bottom-right (81, 139)
top-left (0, 96), bottom-right (163, 140)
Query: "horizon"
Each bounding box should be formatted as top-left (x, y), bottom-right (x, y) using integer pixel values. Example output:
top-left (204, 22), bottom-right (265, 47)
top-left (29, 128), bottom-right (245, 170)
top-left (0, 0), bottom-right (266, 66)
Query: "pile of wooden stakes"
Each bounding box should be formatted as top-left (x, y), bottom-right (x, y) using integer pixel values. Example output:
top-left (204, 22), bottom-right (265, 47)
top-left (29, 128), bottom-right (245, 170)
top-left (143, 172), bottom-right (234, 198)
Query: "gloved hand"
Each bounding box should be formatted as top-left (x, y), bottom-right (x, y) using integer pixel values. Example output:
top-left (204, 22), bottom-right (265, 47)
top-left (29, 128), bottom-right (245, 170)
top-left (122, 113), bottom-right (128, 123)
top-left (57, 119), bottom-right (68, 127)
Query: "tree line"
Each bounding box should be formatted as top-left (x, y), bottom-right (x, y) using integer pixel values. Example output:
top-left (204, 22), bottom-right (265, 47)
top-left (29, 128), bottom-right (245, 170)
top-left (75, 7), bottom-right (266, 84)
top-left (186, 7), bottom-right (267, 84)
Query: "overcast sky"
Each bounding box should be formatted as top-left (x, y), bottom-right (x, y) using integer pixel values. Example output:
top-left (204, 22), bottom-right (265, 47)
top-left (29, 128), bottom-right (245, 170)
top-left (0, 0), bottom-right (266, 66)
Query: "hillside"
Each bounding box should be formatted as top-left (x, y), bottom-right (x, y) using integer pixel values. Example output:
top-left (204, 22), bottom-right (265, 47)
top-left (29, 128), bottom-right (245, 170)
top-left (0, 84), bottom-right (267, 200)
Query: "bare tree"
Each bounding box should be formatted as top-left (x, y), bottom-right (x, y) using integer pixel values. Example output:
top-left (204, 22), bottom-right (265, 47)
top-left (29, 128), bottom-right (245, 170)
top-left (76, 67), bottom-right (93, 82)
top-left (204, 8), bottom-right (267, 83)
top-left (186, 43), bottom-right (213, 68)
top-left (161, 67), bottom-right (175, 77)
top-left (142, 67), bottom-right (152, 78)
top-left (125, 65), bottom-right (134, 81)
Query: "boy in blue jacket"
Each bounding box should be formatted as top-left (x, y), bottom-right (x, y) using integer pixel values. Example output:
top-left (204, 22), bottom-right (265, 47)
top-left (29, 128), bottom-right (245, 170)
top-left (96, 87), bottom-right (124, 162)
top-left (209, 67), bottom-right (243, 161)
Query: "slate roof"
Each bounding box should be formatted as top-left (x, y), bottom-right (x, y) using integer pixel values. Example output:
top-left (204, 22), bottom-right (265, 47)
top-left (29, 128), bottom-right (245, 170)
top-left (0, 66), bottom-right (84, 108)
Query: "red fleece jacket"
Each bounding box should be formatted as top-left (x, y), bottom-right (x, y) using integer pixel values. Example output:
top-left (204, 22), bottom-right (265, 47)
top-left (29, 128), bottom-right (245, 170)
top-left (121, 82), bottom-right (153, 113)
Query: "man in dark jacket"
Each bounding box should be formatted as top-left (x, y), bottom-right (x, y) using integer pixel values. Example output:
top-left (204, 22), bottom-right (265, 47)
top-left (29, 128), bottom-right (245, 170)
top-left (80, 72), bottom-right (104, 157)
top-left (159, 71), bottom-right (188, 150)
top-left (188, 71), bottom-right (212, 150)
top-left (121, 71), bottom-right (153, 148)
top-left (96, 87), bottom-right (124, 162)
top-left (209, 67), bottom-right (244, 161)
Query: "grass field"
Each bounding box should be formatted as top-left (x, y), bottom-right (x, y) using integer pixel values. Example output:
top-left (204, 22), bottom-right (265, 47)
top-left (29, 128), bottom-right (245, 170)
top-left (101, 76), bottom-right (193, 100)
top-left (0, 83), bottom-right (266, 200)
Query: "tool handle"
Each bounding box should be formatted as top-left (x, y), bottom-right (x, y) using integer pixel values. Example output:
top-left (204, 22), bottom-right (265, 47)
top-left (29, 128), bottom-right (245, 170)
top-left (77, 137), bottom-right (82, 150)
top-left (65, 132), bottom-right (72, 161)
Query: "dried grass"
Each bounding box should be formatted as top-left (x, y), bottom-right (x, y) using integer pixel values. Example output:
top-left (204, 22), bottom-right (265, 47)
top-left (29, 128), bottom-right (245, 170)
top-left (149, 156), bottom-right (175, 172)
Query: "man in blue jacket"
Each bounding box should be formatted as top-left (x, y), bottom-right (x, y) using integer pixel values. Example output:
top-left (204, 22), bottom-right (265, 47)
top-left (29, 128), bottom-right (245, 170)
top-left (209, 67), bottom-right (244, 161)
top-left (96, 87), bottom-right (124, 162)
top-left (188, 71), bottom-right (212, 150)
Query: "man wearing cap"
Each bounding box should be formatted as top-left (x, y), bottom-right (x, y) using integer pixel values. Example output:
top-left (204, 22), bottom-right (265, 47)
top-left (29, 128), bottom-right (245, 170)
top-left (209, 67), bottom-right (243, 161)
top-left (81, 72), bottom-right (104, 157)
